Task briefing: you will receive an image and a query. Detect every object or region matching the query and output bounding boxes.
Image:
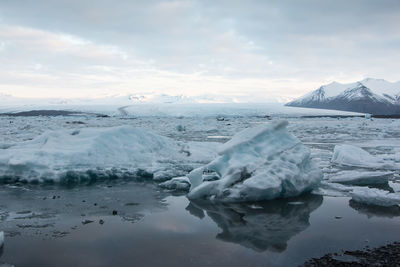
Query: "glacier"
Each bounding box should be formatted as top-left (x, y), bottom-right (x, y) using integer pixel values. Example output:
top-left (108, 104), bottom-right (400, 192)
top-left (187, 120), bottom-right (323, 202)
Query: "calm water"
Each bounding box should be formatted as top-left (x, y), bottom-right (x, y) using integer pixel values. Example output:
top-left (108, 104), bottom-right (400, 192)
top-left (0, 181), bottom-right (399, 267)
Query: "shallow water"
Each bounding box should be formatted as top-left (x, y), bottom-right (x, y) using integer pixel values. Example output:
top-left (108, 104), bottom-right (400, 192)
top-left (0, 182), bottom-right (399, 267)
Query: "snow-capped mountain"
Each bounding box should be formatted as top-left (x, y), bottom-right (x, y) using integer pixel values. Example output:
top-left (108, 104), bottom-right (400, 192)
top-left (286, 78), bottom-right (400, 115)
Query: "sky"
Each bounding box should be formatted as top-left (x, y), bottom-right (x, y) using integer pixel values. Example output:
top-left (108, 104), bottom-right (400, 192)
top-left (0, 0), bottom-right (399, 102)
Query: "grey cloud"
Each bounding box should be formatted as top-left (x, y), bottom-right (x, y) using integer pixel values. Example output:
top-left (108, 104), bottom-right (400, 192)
top-left (0, 0), bottom-right (399, 98)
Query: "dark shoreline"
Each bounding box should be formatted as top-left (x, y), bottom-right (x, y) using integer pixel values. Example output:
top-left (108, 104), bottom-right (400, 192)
top-left (301, 241), bottom-right (400, 266)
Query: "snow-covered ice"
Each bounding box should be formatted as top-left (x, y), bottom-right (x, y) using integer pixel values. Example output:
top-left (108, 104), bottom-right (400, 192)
top-left (0, 126), bottom-right (217, 183)
top-left (331, 144), bottom-right (398, 170)
top-left (187, 121), bottom-right (323, 202)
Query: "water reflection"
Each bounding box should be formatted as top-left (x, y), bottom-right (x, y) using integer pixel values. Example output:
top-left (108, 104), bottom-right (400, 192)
top-left (349, 199), bottom-right (400, 218)
top-left (187, 194), bottom-right (323, 252)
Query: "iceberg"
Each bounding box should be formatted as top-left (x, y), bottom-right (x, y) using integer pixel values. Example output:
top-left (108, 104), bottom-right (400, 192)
top-left (326, 170), bottom-right (393, 185)
top-left (331, 144), bottom-right (397, 170)
top-left (187, 121), bottom-right (323, 202)
top-left (0, 126), bottom-right (216, 183)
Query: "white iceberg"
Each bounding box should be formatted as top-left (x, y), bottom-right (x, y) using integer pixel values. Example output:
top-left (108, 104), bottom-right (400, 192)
top-left (326, 170), bottom-right (393, 185)
top-left (187, 121), bottom-right (323, 202)
top-left (0, 126), bottom-right (216, 183)
top-left (331, 144), bottom-right (397, 170)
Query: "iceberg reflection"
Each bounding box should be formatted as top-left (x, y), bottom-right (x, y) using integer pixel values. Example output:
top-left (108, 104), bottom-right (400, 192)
top-left (186, 194), bottom-right (322, 252)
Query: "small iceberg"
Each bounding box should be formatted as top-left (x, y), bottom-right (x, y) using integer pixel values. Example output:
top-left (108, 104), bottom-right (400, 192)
top-left (187, 121), bottom-right (323, 202)
top-left (326, 170), bottom-right (393, 185)
top-left (351, 187), bottom-right (400, 207)
top-left (331, 144), bottom-right (397, 170)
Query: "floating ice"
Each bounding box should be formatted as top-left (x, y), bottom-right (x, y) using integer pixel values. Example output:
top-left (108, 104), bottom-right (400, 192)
top-left (317, 181), bottom-right (400, 207)
top-left (187, 121), bottom-right (323, 202)
top-left (159, 176), bottom-right (191, 191)
top-left (0, 126), bottom-right (216, 183)
top-left (331, 144), bottom-right (397, 170)
top-left (351, 187), bottom-right (400, 207)
top-left (0, 231), bottom-right (3, 248)
top-left (327, 170), bottom-right (393, 185)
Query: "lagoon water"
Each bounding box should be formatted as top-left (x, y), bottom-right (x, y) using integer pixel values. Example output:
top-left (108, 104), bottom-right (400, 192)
top-left (0, 113), bottom-right (400, 266)
top-left (0, 181), bottom-right (400, 267)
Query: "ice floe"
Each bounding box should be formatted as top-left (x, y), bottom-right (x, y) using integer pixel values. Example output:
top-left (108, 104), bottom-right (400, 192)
top-left (326, 170), bottom-right (393, 185)
top-left (316, 182), bottom-right (400, 207)
top-left (331, 144), bottom-right (397, 170)
top-left (0, 126), bottom-right (217, 183)
top-left (187, 121), bottom-right (323, 202)
top-left (350, 187), bottom-right (400, 207)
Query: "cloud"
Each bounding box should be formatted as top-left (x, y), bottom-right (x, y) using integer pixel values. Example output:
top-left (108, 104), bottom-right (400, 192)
top-left (0, 0), bottom-right (399, 100)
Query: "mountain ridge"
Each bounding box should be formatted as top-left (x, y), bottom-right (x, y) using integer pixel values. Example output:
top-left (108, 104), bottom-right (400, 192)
top-left (286, 78), bottom-right (400, 115)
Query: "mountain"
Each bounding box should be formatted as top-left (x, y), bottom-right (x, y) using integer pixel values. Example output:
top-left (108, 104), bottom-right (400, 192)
top-left (285, 78), bottom-right (400, 115)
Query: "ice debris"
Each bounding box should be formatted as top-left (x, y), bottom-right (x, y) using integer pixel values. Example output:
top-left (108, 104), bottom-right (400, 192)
top-left (159, 176), bottom-right (191, 191)
top-left (332, 144), bottom-right (397, 170)
top-left (187, 120), bottom-right (323, 202)
top-left (316, 182), bottom-right (400, 207)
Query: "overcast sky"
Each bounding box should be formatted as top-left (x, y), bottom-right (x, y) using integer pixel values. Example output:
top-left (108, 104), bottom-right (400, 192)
top-left (0, 0), bottom-right (399, 101)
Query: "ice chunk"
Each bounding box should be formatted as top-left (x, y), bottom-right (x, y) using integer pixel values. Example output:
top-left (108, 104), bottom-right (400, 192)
top-left (187, 121), bottom-right (323, 202)
top-left (0, 126), bottom-right (216, 183)
top-left (327, 170), bottom-right (393, 185)
top-left (351, 187), bottom-right (400, 207)
top-left (159, 176), bottom-right (191, 191)
top-left (0, 231), bottom-right (3, 248)
top-left (331, 144), bottom-right (397, 170)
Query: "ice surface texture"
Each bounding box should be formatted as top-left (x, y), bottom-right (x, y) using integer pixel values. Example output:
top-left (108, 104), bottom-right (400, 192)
top-left (187, 120), bottom-right (323, 202)
top-left (0, 126), bottom-right (215, 183)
